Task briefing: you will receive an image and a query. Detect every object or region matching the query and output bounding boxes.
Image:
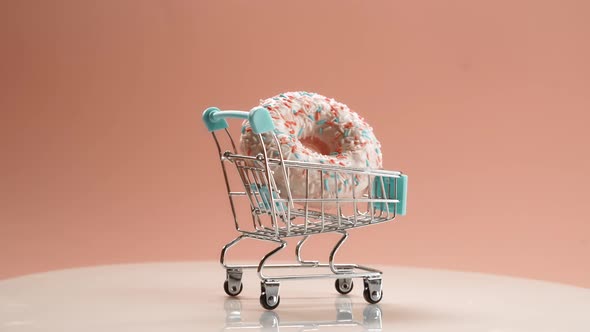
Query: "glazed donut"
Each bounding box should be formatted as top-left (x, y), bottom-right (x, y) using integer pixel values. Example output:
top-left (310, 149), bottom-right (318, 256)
top-left (240, 91), bottom-right (382, 201)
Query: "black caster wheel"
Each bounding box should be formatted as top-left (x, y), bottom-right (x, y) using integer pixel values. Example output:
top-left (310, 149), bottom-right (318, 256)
top-left (335, 278), bottom-right (354, 295)
top-left (259, 292), bottom-right (281, 310)
top-left (224, 280), bottom-right (243, 296)
top-left (363, 280), bottom-right (383, 304)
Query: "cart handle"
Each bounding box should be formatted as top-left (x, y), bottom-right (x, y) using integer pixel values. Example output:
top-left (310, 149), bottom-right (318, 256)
top-left (202, 107), bottom-right (275, 134)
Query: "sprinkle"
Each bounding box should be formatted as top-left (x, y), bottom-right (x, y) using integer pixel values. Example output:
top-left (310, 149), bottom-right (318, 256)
top-left (298, 127), bottom-right (303, 137)
top-left (323, 179), bottom-right (329, 191)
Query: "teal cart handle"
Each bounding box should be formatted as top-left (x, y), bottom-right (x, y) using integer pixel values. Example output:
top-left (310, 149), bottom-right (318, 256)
top-left (202, 107), bottom-right (275, 134)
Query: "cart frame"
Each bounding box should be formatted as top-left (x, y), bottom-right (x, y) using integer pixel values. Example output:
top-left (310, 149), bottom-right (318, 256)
top-left (202, 107), bottom-right (408, 310)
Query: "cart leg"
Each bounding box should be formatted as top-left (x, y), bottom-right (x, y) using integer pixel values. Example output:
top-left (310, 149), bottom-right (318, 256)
top-left (329, 231), bottom-right (357, 295)
top-left (295, 235), bottom-right (319, 266)
top-left (257, 240), bottom-right (287, 280)
top-left (220, 235), bottom-right (246, 268)
top-left (257, 240), bottom-right (287, 310)
top-left (329, 231), bottom-right (353, 274)
top-left (220, 235), bottom-right (246, 296)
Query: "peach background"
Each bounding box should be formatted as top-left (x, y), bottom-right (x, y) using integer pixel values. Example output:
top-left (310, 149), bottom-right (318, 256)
top-left (1, 1), bottom-right (589, 287)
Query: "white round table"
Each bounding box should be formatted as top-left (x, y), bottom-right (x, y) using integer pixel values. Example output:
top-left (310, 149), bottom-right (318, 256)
top-left (1, 262), bottom-right (589, 331)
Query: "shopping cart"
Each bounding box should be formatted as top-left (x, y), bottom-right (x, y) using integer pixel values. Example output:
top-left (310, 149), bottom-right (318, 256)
top-left (202, 107), bottom-right (408, 310)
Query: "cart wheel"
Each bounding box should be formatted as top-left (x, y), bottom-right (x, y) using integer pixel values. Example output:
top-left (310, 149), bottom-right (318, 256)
top-left (335, 278), bottom-right (354, 295)
top-left (260, 282), bottom-right (281, 310)
top-left (224, 280), bottom-right (243, 297)
top-left (259, 292), bottom-right (281, 310)
top-left (363, 279), bottom-right (383, 304)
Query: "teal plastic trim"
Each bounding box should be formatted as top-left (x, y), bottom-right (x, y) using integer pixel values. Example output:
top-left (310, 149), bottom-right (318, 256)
top-left (202, 107), bottom-right (274, 134)
top-left (372, 174), bottom-right (408, 216)
top-left (249, 107), bottom-right (275, 134)
top-left (397, 174), bottom-right (408, 215)
top-left (250, 184), bottom-right (287, 212)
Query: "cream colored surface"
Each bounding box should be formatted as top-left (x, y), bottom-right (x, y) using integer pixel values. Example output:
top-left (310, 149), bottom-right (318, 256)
top-left (1, 262), bottom-right (589, 331)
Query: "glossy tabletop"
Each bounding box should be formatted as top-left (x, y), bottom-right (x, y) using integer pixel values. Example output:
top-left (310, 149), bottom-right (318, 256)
top-left (1, 262), bottom-right (589, 331)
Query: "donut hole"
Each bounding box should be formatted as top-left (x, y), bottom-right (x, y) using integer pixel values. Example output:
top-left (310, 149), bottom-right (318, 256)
top-left (299, 136), bottom-right (332, 156)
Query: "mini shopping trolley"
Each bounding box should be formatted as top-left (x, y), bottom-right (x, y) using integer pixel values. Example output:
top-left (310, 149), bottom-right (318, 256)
top-left (202, 107), bottom-right (408, 310)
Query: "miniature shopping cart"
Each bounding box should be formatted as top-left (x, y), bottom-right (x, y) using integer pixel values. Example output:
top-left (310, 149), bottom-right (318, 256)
top-left (202, 107), bottom-right (408, 310)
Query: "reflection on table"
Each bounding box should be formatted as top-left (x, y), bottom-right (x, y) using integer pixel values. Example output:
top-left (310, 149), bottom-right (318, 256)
top-left (223, 297), bottom-right (382, 331)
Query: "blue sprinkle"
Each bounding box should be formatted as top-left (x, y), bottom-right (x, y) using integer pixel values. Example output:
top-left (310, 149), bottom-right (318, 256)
top-left (319, 127), bottom-right (323, 135)
top-left (241, 126), bottom-right (246, 134)
top-left (307, 114), bottom-right (314, 121)
top-left (333, 118), bottom-right (339, 123)
top-left (317, 105), bottom-right (323, 112)
top-left (375, 148), bottom-right (381, 154)
top-left (294, 153), bottom-right (301, 159)
top-left (323, 179), bottom-right (329, 191)
top-left (279, 93), bottom-right (286, 98)
top-left (316, 119), bottom-right (326, 125)
top-left (298, 127), bottom-right (303, 137)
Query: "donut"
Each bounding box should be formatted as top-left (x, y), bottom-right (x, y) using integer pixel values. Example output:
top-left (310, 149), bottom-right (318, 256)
top-left (240, 91), bottom-right (382, 201)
